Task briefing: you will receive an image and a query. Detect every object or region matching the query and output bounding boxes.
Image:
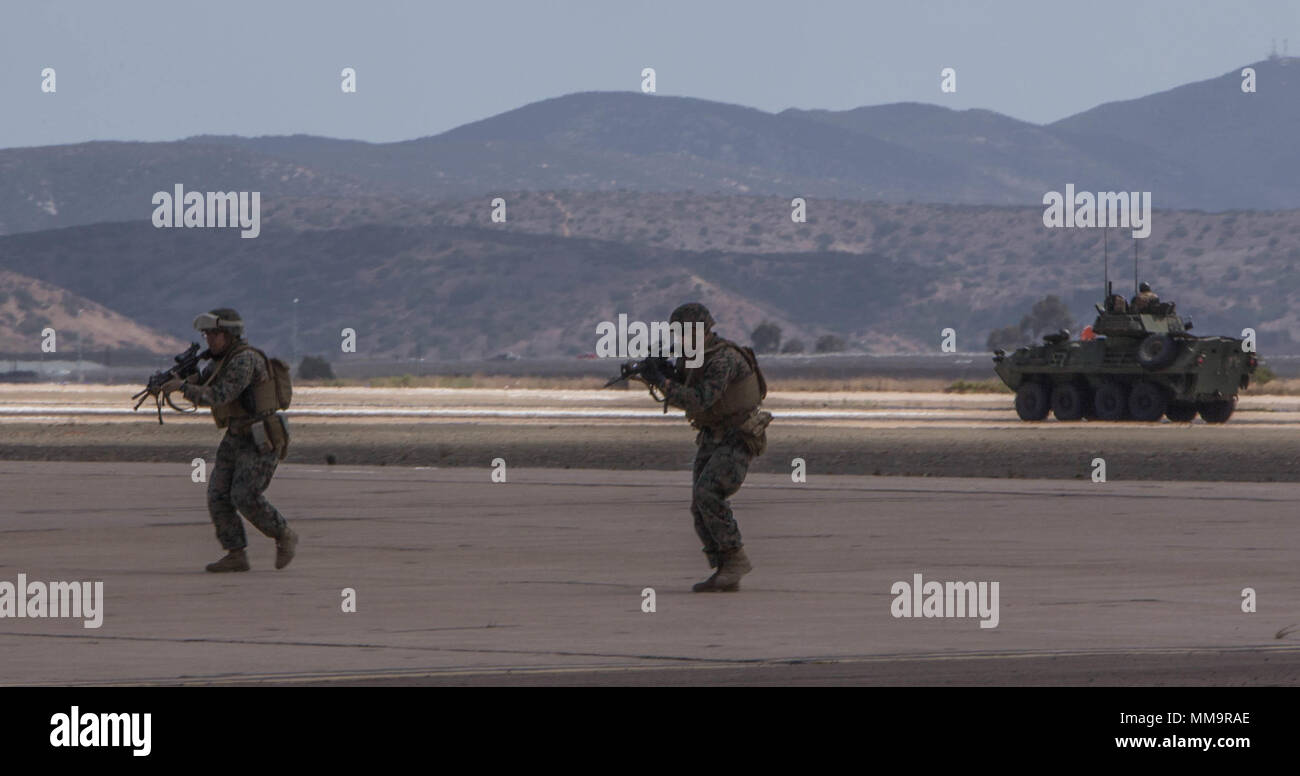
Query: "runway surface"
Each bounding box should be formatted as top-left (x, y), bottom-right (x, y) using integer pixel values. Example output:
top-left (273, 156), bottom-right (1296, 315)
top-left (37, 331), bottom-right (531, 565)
top-left (2, 463), bottom-right (1296, 685)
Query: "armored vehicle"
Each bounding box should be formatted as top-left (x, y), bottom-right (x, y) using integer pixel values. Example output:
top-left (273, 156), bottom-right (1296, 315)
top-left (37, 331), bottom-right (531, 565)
top-left (992, 284), bottom-right (1257, 423)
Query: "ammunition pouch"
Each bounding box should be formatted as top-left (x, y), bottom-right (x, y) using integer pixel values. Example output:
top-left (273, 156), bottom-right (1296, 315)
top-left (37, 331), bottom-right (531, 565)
top-left (248, 412), bottom-right (290, 460)
top-left (250, 419), bottom-right (270, 451)
top-left (238, 412), bottom-right (288, 458)
top-left (735, 409), bottom-right (773, 457)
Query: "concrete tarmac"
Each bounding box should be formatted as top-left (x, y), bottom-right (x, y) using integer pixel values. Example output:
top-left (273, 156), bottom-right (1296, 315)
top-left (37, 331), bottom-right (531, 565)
top-left (1, 462), bottom-right (1296, 685)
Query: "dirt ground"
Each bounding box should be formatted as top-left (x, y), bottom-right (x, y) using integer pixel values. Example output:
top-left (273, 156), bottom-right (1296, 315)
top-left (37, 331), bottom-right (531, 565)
top-left (1, 418), bottom-right (1296, 482)
top-left (3, 385), bottom-right (1297, 481)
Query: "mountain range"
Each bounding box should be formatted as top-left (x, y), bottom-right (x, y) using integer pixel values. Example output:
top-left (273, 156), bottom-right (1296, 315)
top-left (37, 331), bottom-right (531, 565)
top-left (1, 57), bottom-right (1296, 359)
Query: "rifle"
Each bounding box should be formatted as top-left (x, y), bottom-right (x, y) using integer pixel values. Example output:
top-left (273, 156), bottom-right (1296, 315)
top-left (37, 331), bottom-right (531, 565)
top-left (131, 343), bottom-right (210, 424)
top-left (602, 355), bottom-right (674, 413)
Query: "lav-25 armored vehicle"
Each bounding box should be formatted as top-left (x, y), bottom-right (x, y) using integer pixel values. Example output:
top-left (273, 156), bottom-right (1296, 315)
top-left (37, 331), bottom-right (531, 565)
top-left (992, 283), bottom-right (1257, 423)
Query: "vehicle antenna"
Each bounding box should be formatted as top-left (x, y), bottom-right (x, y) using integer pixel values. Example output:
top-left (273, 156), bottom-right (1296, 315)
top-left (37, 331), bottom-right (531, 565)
top-left (1103, 228), bottom-right (1109, 301)
top-left (1133, 237), bottom-right (1139, 297)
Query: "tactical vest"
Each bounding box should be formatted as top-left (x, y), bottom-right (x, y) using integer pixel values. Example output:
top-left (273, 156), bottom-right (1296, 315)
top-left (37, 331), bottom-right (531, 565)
top-left (206, 343), bottom-right (280, 431)
top-left (684, 338), bottom-right (766, 429)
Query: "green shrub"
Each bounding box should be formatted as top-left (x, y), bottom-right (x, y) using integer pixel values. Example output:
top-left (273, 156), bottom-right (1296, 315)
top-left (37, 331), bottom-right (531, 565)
top-left (945, 379), bottom-right (1012, 394)
top-left (298, 356), bottom-right (336, 380)
top-left (815, 334), bottom-right (846, 353)
top-left (750, 321), bottom-right (782, 353)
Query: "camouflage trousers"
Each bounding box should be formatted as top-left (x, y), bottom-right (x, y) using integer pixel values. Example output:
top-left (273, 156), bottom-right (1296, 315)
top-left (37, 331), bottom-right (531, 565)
top-left (208, 431), bottom-right (288, 551)
top-left (691, 428), bottom-right (753, 566)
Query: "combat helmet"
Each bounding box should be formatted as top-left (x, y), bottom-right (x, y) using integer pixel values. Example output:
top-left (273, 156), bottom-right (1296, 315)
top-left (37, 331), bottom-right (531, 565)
top-left (193, 308), bottom-right (245, 339)
top-left (669, 302), bottom-right (715, 331)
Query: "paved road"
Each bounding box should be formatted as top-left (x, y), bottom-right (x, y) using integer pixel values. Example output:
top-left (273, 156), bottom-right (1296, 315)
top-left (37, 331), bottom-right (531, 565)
top-left (1, 463), bottom-right (1296, 685)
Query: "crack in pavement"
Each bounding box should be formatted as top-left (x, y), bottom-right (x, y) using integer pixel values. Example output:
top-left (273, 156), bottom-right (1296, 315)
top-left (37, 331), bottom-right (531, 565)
top-left (16, 643), bottom-right (1300, 686)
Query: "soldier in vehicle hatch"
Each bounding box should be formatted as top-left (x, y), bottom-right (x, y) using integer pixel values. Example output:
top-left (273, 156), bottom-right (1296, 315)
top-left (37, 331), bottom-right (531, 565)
top-left (1131, 282), bottom-right (1160, 313)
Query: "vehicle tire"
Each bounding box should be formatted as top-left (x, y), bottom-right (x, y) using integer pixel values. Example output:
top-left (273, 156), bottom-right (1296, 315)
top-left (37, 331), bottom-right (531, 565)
top-left (1093, 382), bottom-right (1129, 421)
top-left (1198, 398), bottom-right (1236, 424)
top-left (1128, 381), bottom-right (1168, 422)
top-left (1014, 382), bottom-right (1050, 421)
top-left (1051, 382), bottom-right (1087, 421)
top-left (1165, 401), bottom-right (1197, 422)
top-left (1137, 334), bottom-right (1177, 369)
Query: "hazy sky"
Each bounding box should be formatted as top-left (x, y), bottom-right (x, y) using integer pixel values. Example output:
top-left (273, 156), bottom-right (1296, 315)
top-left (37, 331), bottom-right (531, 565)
top-left (1, 0), bottom-right (1296, 149)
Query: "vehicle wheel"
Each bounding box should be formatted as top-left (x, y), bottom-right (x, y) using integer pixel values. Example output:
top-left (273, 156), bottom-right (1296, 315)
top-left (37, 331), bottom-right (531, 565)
top-left (1198, 398), bottom-right (1236, 424)
top-left (1128, 381), bottom-right (1167, 422)
top-left (1136, 334), bottom-right (1178, 369)
top-left (1051, 383), bottom-right (1087, 421)
top-left (1165, 401), bottom-right (1197, 422)
top-left (1093, 382), bottom-right (1129, 420)
top-left (1014, 382), bottom-right (1050, 421)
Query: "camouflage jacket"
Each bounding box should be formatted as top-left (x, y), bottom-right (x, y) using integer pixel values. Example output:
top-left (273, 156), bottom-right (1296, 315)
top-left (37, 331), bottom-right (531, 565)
top-left (1132, 291), bottom-right (1160, 312)
top-left (181, 346), bottom-right (267, 412)
top-left (662, 337), bottom-right (753, 418)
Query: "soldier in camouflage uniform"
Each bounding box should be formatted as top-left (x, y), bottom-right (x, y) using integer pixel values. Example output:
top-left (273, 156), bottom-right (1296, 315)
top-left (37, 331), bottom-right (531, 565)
top-left (161, 308), bottom-right (298, 572)
top-left (1131, 282), bottom-right (1160, 313)
top-left (642, 303), bottom-right (772, 592)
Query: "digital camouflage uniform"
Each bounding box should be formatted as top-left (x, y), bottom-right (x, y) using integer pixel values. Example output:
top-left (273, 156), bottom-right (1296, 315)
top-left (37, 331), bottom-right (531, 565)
top-left (181, 347), bottom-right (288, 551)
top-left (662, 334), bottom-right (769, 569)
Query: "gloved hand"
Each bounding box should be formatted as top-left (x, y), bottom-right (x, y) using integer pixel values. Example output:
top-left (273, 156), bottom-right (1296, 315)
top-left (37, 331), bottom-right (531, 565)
top-left (639, 358), bottom-right (667, 388)
top-left (160, 377), bottom-right (185, 394)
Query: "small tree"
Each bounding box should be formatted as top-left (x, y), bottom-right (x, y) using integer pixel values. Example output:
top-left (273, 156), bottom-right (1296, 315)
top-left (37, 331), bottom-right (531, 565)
top-left (1021, 295), bottom-right (1074, 340)
top-left (815, 334), bottom-right (846, 353)
top-left (298, 355), bottom-right (335, 380)
top-left (986, 325), bottom-right (1026, 351)
top-left (751, 321), bottom-right (782, 353)
top-left (986, 295), bottom-right (1076, 351)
